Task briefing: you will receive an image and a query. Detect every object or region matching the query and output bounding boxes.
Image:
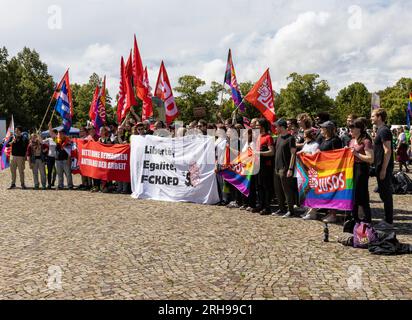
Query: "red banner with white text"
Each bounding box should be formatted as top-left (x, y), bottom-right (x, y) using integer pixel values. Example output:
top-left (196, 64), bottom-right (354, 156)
top-left (73, 139), bottom-right (131, 182)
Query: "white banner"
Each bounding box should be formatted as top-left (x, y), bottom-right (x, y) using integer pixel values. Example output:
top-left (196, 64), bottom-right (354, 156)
top-left (130, 135), bottom-right (220, 204)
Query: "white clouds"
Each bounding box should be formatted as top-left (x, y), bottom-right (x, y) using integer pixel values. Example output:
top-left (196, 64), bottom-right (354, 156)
top-left (0, 0), bottom-right (411, 100)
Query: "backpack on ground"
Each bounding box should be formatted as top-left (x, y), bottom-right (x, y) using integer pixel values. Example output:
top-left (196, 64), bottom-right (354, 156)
top-left (393, 172), bottom-right (412, 194)
top-left (353, 222), bottom-right (378, 249)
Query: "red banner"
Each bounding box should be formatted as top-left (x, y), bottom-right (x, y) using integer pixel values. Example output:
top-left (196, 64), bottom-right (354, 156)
top-left (73, 139), bottom-right (131, 182)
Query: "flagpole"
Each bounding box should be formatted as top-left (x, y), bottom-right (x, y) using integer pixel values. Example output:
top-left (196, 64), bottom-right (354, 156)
top-left (38, 95), bottom-right (56, 133)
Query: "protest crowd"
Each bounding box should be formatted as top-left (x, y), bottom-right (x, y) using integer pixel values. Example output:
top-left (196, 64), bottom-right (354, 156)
top-left (1, 38), bottom-right (412, 255)
top-left (2, 107), bottom-right (412, 233)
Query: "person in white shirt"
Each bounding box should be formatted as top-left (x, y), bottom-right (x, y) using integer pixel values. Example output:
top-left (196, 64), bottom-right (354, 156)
top-left (297, 129), bottom-right (319, 220)
top-left (43, 126), bottom-right (58, 188)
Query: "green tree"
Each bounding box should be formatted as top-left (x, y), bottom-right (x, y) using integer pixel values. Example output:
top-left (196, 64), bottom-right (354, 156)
top-left (69, 73), bottom-right (114, 128)
top-left (277, 73), bottom-right (334, 119)
top-left (0, 47), bottom-right (54, 131)
top-left (174, 75), bottom-right (222, 123)
top-left (378, 78), bottom-right (412, 125)
top-left (334, 82), bottom-right (370, 126)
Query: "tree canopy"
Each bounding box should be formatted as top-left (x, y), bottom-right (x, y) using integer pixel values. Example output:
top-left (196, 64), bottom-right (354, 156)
top-left (1, 46), bottom-right (411, 130)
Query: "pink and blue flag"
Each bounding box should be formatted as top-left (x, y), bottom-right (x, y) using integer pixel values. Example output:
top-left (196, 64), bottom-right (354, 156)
top-left (1, 115), bottom-right (14, 171)
top-left (54, 81), bottom-right (72, 134)
top-left (224, 49), bottom-right (245, 112)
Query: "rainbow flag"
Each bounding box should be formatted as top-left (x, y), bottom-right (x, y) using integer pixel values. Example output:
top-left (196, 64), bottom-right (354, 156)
top-left (295, 148), bottom-right (354, 210)
top-left (1, 115), bottom-right (14, 171)
top-left (224, 49), bottom-right (245, 112)
top-left (218, 145), bottom-right (256, 197)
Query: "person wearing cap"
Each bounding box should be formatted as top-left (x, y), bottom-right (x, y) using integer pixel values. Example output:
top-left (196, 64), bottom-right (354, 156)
top-left (314, 112), bottom-right (331, 144)
top-left (272, 118), bottom-right (298, 218)
top-left (348, 118), bottom-right (374, 223)
top-left (316, 120), bottom-right (343, 223)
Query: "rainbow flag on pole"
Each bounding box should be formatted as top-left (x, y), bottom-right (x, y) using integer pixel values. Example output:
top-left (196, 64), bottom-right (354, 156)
top-left (224, 49), bottom-right (245, 112)
top-left (295, 148), bottom-right (354, 210)
top-left (218, 146), bottom-right (256, 197)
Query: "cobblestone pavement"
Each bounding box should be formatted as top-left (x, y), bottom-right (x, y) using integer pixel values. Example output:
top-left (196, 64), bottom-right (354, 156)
top-left (0, 169), bottom-right (411, 300)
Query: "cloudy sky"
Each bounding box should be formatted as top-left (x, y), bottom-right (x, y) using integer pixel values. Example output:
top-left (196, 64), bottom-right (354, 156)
top-left (1, 0), bottom-right (411, 99)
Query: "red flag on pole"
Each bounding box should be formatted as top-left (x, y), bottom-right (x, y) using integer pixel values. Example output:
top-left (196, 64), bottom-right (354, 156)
top-left (154, 61), bottom-right (179, 124)
top-left (100, 75), bottom-right (107, 124)
top-left (244, 68), bottom-right (276, 124)
top-left (132, 35), bottom-right (146, 101)
top-left (116, 57), bottom-right (127, 124)
top-left (89, 85), bottom-right (99, 123)
top-left (53, 69), bottom-right (74, 117)
top-left (142, 66), bottom-right (153, 121)
top-left (121, 51), bottom-right (138, 120)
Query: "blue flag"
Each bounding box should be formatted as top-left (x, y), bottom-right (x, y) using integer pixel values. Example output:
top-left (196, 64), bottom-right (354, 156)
top-left (54, 81), bottom-right (72, 134)
top-left (407, 93), bottom-right (412, 129)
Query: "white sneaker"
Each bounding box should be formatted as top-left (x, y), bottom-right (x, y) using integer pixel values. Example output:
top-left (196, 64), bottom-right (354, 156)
top-left (302, 212), bottom-right (317, 220)
top-left (323, 213), bottom-right (337, 223)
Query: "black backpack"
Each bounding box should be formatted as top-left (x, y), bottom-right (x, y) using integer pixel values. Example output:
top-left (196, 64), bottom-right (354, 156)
top-left (393, 172), bottom-right (412, 194)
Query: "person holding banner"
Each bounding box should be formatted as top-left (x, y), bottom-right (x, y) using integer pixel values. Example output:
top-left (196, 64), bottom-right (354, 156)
top-left (349, 118), bottom-right (374, 223)
top-left (298, 129), bottom-right (320, 220)
top-left (98, 126), bottom-right (113, 193)
top-left (317, 121), bottom-right (343, 223)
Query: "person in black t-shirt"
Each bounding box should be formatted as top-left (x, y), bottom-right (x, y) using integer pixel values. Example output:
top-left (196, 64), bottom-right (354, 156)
top-left (318, 121), bottom-right (343, 152)
top-left (7, 125), bottom-right (28, 189)
top-left (272, 119), bottom-right (298, 218)
top-left (371, 108), bottom-right (394, 228)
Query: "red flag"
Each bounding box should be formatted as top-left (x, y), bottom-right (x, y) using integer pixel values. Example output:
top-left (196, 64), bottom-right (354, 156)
top-left (133, 35), bottom-right (145, 101)
top-left (121, 52), bottom-right (138, 121)
top-left (154, 61), bottom-right (179, 124)
top-left (89, 85), bottom-right (99, 122)
top-left (100, 75), bottom-right (107, 124)
top-left (53, 69), bottom-right (74, 117)
top-left (142, 66), bottom-right (153, 121)
top-left (116, 57), bottom-right (127, 124)
top-left (244, 69), bottom-right (276, 124)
